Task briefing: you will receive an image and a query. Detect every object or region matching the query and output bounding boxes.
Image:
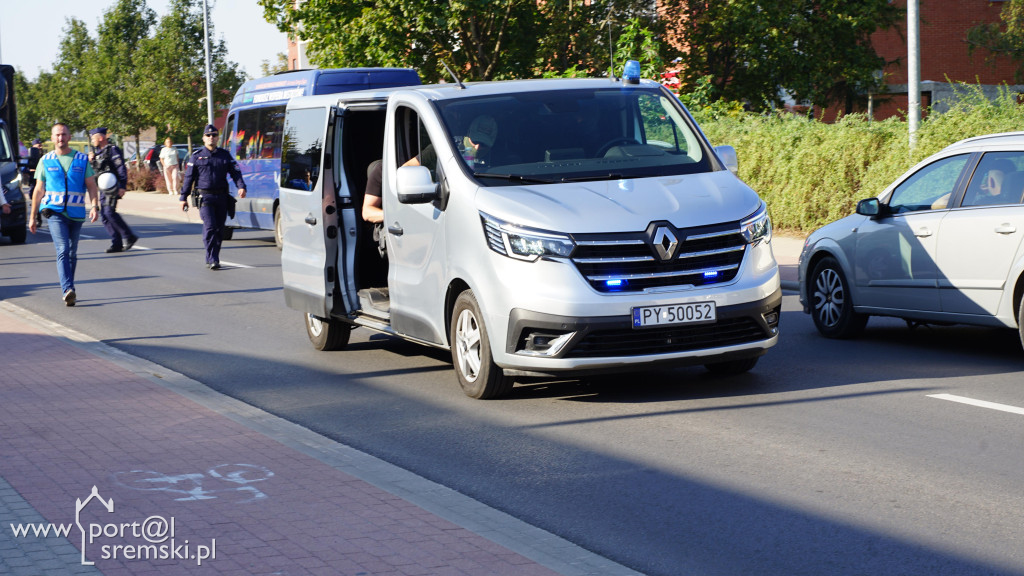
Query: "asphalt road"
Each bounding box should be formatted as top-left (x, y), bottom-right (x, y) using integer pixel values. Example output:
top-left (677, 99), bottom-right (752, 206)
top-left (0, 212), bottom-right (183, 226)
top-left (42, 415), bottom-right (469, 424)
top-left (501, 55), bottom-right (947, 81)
top-left (3, 213), bottom-right (1024, 576)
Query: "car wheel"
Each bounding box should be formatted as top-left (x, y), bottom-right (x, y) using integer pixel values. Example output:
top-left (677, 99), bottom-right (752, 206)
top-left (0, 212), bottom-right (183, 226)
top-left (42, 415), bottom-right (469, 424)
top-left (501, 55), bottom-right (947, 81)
top-left (1018, 297), bottom-right (1024, 352)
top-left (221, 227), bottom-right (234, 241)
top-left (810, 256), bottom-right (867, 339)
top-left (305, 313), bottom-right (351, 351)
top-left (274, 205), bottom-right (283, 250)
top-left (704, 356), bottom-right (759, 374)
top-left (450, 290), bottom-right (513, 399)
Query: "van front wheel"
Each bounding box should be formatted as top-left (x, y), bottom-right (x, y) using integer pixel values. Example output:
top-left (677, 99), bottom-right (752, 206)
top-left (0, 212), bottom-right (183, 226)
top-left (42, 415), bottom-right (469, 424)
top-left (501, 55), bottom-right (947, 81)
top-left (450, 291), bottom-right (513, 399)
top-left (305, 313), bottom-right (350, 351)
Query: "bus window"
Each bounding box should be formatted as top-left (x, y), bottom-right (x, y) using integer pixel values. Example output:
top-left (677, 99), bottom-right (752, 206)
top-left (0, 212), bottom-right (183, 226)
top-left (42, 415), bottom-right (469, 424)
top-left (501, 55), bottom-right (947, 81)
top-left (234, 105), bottom-right (285, 162)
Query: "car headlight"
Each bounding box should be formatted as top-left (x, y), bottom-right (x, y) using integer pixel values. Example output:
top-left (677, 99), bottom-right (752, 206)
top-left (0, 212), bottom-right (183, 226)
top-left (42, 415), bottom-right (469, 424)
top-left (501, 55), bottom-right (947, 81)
top-left (740, 204), bottom-right (772, 246)
top-left (481, 212), bottom-right (575, 261)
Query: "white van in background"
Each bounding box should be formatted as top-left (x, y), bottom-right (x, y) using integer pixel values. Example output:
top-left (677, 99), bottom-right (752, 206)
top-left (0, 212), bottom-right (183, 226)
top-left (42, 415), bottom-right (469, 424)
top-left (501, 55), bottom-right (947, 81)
top-left (279, 62), bottom-right (781, 398)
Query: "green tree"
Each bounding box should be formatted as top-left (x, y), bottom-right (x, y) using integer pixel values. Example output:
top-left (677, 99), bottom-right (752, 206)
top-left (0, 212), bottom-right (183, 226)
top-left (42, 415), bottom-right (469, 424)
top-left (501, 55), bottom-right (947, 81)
top-left (133, 0), bottom-right (245, 145)
top-left (260, 53), bottom-right (290, 77)
top-left (45, 18), bottom-right (97, 131)
top-left (258, 0), bottom-right (659, 82)
top-left (967, 0), bottom-right (1024, 82)
top-left (660, 0), bottom-right (899, 113)
top-left (88, 0), bottom-right (158, 144)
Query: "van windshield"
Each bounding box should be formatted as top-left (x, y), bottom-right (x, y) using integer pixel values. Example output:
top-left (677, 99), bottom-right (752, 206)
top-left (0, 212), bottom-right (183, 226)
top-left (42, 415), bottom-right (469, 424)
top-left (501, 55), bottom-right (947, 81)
top-left (433, 86), bottom-right (712, 185)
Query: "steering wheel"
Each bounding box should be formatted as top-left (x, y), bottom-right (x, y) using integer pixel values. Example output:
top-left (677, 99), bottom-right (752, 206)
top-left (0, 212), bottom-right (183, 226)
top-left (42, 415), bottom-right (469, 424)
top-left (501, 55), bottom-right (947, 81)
top-left (596, 137), bottom-right (640, 157)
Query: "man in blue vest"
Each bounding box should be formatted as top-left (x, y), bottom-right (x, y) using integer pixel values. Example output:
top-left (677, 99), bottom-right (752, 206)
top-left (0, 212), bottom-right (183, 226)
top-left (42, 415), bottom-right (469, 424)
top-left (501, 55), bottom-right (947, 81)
top-left (179, 124), bottom-right (246, 270)
top-left (28, 123), bottom-right (100, 306)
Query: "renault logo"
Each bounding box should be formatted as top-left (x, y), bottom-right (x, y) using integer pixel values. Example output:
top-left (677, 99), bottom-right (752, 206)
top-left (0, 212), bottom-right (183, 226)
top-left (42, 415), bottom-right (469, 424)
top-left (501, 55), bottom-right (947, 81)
top-left (651, 226), bottom-right (678, 261)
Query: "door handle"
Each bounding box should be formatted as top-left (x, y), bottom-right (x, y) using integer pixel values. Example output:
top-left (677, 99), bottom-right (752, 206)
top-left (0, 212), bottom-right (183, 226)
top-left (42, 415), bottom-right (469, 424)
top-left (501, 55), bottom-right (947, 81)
top-left (995, 224), bottom-right (1017, 235)
top-left (387, 223), bottom-right (404, 236)
top-left (914, 227), bottom-right (932, 238)
top-left (304, 214), bottom-right (317, 226)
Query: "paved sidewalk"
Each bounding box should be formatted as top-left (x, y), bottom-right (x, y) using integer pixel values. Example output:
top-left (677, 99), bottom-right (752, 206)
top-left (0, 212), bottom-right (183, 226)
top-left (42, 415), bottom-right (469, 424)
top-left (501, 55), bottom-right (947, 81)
top-left (0, 303), bottom-right (640, 576)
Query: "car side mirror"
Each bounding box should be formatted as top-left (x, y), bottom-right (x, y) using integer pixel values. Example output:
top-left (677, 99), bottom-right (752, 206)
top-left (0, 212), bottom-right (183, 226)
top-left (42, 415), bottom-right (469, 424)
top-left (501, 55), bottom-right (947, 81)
top-left (856, 197), bottom-right (881, 217)
top-left (397, 165), bottom-right (438, 204)
top-left (714, 145), bottom-right (738, 175)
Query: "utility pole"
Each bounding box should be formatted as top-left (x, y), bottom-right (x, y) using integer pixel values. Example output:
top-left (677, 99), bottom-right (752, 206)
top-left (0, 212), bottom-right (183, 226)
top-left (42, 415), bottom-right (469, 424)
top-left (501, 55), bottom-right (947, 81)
top-left (907, 0), bottom-right (920, 149)
top-left (202, 0), bottom-right (215, 125)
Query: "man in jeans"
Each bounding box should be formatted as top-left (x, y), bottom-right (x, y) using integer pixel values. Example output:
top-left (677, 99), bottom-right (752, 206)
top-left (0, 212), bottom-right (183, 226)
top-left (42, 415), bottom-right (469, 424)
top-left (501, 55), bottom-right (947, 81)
top-left (28, 123), bottom-right (100, 306)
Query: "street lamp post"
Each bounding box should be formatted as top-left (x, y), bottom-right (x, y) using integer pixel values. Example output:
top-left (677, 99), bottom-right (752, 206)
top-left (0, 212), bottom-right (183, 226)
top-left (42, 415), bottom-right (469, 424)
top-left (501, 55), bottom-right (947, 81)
top-left (907, 0), bottom-right (920, 150)
top-left (201, 0), bottom-right (214, 125)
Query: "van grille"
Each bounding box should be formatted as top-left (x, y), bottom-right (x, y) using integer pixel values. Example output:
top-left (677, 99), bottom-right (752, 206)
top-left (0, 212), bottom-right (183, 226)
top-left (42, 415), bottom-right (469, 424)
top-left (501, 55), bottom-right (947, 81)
top-left (565, 317), bottom-right (766, 358)
top-left (571, 223), bottom-right (747, 292)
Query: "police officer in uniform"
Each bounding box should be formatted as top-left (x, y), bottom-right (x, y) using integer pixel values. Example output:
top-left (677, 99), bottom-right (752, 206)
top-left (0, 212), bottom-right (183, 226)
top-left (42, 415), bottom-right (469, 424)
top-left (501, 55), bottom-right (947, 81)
top-left (179, 124), bottom-right (246, 269)
top-left (88, 127), bottom-right (138, 252)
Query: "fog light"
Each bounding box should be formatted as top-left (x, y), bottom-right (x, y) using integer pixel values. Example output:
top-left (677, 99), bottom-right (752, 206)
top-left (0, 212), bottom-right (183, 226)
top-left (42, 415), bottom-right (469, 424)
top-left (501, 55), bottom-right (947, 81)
top-left (520, 331), bottom-right (575, 357)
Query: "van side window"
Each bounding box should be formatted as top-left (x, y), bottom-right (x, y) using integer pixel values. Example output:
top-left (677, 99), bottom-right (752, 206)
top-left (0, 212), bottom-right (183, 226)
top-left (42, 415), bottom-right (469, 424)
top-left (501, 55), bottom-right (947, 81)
top-left (395, 106), bottom-right (436, 177)
top-left (235, 105), bottom-right (286, 161)
top-left (280, 108), bottom-right (327, 191)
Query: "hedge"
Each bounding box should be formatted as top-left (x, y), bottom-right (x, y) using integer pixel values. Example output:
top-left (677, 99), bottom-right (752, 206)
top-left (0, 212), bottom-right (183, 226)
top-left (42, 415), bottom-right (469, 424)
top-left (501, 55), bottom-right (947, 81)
top-left (695, 84), bottom-right (1024, 234)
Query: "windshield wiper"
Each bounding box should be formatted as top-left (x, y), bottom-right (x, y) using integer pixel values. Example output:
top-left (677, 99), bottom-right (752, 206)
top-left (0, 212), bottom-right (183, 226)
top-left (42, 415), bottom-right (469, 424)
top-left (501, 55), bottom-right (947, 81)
top-left (557, 173), bottom-right (626, 182)
top-left (472, 172), bottom-right (556, 184)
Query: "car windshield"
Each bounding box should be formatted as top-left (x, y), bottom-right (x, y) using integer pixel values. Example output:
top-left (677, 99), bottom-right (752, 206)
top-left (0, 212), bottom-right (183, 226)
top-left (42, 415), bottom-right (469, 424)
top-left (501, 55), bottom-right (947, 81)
top-left (433, 86), bottom-right (712, 186)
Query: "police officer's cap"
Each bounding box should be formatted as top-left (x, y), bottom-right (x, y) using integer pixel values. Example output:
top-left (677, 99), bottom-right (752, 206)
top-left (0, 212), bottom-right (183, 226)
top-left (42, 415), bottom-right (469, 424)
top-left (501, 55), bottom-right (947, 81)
top-left (88, 127), bottom-right (108, 136)
top-left (31, 138), bottom-right (42, 145)
top-left (203, 124), bottom-right (219, 135)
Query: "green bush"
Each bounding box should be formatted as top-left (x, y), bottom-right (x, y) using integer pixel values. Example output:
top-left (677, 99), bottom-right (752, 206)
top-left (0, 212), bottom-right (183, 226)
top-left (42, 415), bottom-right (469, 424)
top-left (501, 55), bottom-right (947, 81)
top-left (696, 84), bottom-right (1024, 234)
top-left (127, 167), bottom-right (161, 192)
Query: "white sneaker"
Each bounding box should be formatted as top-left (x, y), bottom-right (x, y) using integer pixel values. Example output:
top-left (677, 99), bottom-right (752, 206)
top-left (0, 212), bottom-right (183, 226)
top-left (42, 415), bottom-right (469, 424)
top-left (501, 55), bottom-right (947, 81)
top-left (62, 289), bottom-right (76, 307)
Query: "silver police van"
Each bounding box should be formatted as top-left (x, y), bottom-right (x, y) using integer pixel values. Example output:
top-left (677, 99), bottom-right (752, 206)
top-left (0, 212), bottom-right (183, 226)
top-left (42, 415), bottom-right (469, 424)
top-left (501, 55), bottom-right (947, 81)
top-left (279, 62), bottom-right (781, 398)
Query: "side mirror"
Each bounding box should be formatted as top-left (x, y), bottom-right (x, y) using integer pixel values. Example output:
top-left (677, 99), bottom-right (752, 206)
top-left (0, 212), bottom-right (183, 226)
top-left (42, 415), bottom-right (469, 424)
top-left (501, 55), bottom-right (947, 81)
top-left (856, 198), bottom-right (880, 217)
top-left (397, 165), bottom-right (438, 204)
top-left (714, 145), bottom-right (738, 175)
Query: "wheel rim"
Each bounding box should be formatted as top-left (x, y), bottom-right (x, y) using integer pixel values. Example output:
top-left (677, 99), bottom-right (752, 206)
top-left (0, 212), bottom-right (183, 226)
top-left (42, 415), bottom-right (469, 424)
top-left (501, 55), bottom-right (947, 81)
top-left (454, 309), bottom-right (482, 383)
top-left (274, 209), bottom-right (283, 246)
top-left (813, 267), bottom-right (845, 328)
top-left (307, 314), bottom-right (324, 338)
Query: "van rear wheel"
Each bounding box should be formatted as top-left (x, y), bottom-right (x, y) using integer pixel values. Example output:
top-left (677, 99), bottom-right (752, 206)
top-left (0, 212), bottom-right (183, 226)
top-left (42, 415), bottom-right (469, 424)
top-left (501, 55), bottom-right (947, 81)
top-left (450, 291), bottom-right (513, 399)
top-left (305, 313), bottom-right (351, 351)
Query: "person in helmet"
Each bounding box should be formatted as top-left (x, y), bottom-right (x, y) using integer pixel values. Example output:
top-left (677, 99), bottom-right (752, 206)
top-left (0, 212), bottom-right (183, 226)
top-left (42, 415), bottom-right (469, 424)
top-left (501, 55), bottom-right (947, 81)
top-left (89, 127), bottom-right (138, 253)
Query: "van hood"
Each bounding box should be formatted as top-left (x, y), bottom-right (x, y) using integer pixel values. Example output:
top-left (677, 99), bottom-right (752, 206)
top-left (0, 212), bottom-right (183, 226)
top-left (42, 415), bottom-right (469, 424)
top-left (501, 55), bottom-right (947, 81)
top-left (473, 170), bottom-right (763, 233)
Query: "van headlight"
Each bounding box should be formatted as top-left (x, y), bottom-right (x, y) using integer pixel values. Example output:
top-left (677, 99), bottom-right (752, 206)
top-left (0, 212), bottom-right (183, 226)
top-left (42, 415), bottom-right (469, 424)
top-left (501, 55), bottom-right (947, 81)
top-left (740, 204), bottom-right (772, 246)
top-left (481, 212), bottom-right (575, 261)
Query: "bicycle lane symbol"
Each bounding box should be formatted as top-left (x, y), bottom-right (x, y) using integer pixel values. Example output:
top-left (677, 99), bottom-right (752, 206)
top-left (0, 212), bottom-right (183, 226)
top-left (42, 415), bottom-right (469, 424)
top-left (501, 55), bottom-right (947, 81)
top-left (113, 464), bottom-right (274, 504)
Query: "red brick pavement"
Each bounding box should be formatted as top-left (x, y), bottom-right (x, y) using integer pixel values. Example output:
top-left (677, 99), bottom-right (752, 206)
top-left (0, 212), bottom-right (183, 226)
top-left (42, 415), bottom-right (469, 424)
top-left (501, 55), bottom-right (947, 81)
top-left (0, 306), bottom-right (567, 576)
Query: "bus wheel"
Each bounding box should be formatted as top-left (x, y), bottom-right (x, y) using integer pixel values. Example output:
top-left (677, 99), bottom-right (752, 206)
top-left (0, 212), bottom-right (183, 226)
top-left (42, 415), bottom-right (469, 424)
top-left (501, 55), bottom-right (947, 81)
top-left (450, 291), bottom-right (513, 399)
top-left (305, 313), bottom-right (350, 351)
top-left (274, 206), bottom-right (283, 250)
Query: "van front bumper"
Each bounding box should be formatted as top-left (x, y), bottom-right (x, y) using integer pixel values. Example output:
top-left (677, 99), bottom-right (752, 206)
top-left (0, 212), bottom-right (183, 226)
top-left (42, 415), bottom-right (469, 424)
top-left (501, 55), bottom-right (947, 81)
top-left (494, 288), bottom-right (781, 375)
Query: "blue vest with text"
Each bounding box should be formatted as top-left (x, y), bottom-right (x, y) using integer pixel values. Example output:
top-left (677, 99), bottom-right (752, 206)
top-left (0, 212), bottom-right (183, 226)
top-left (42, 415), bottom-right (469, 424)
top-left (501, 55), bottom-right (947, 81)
top-left (40, 151), bottom-right (90, 221)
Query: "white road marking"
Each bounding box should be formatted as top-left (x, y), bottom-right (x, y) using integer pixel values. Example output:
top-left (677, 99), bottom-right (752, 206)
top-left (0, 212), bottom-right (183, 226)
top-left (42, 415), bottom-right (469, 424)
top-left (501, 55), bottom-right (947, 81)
top-left (218, 260), bottom-right (251, 269)
top-left (928, 393), bottom-right (1024, 416)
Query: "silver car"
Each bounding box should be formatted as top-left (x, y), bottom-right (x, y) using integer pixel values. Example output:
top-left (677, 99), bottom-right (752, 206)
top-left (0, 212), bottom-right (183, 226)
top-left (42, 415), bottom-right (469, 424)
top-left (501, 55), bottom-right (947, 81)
top-left (798, 131), bottom-right (1024, 347)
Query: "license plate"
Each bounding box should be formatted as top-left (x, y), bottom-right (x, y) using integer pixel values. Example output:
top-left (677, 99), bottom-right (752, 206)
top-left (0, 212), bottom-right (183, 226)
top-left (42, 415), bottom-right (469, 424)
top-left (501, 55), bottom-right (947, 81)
top-left (632, 301), bottom-right (716, 328)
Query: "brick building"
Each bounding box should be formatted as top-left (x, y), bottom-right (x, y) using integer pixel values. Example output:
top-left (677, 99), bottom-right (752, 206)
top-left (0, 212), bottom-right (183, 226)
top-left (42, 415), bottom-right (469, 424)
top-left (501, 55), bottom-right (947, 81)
top-left (868, 0), bottom-right (1022, 119)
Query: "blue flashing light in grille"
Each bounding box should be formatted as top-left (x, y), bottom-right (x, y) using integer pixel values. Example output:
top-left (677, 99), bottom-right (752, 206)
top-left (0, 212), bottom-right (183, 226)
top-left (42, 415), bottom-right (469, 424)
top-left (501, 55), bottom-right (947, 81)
top-left (704, 271), bottom-right (719, 279)
top-left (605, 279), bottom-right (627, 290)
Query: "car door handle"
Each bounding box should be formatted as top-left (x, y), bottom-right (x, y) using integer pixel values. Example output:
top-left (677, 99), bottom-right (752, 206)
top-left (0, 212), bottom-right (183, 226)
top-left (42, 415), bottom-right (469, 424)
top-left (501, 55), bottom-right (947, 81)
top-left (304, 214), bottom-right (317, 226)
top-left (995, 224), bottom-right (1017, 235)
top-left (914, 227), bottom-right (932, 238)
top-left (388, 223), bottom-right (404, 236)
